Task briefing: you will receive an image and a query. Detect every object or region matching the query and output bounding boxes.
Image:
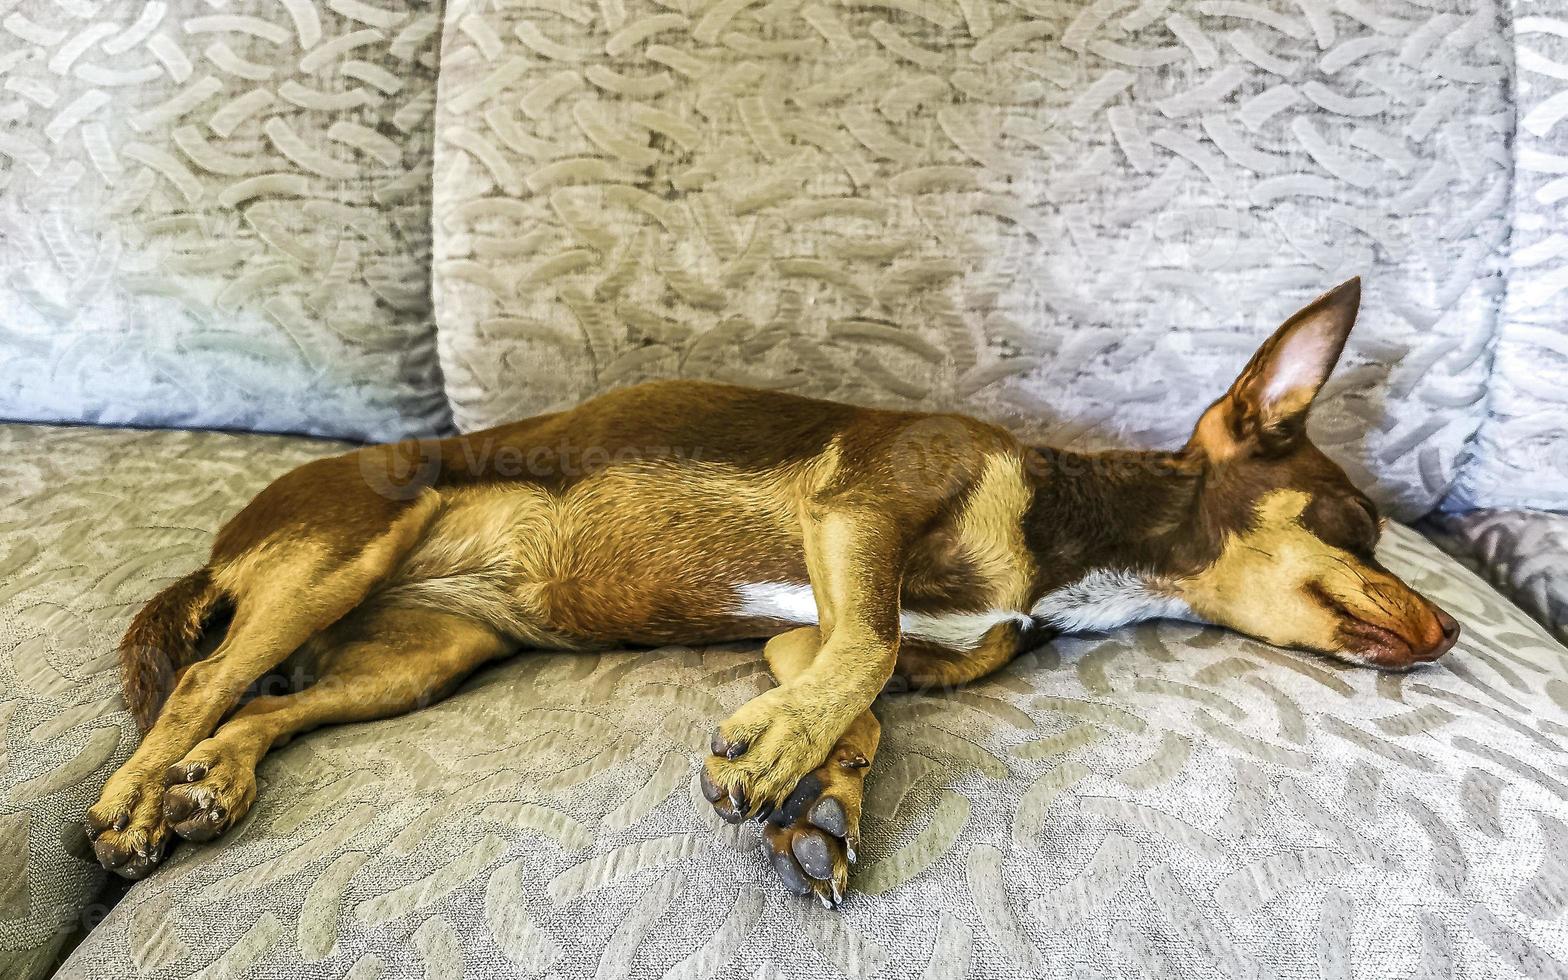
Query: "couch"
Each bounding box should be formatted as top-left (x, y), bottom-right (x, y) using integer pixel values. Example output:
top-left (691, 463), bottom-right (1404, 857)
top-left (1, 0), bottom-right (1565, 977)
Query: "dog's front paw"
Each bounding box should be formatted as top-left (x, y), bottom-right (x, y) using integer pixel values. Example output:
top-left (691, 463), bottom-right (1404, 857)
top-left (162, 739), bottom-right (257, 843)
top-left (700, 688), bottom-right (833, 822)
top-left (761, 741), bottom-right (869, 908)
top-left (85, 771), bottom-right (170, 880)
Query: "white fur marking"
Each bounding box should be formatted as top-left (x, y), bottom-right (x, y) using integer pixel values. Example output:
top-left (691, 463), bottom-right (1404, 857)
top-left (738, 571), bottom-right (1198, 649)
top-left (901, 607), bottom-right (1031, 648)
top-left (1029, 569), bottom-right (1199, 634)
top-left (734, 582), bottom-right (819, 624)
top-left (733, 582), bottom-right (1027, 651)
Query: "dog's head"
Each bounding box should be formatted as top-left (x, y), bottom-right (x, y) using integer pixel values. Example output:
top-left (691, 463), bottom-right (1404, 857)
top-left (1170, 278), bottom-right (1459, 669)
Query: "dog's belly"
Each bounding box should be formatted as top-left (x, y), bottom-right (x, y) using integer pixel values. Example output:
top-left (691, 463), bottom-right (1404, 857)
top-left (379, 470), bottom-right (814, 647)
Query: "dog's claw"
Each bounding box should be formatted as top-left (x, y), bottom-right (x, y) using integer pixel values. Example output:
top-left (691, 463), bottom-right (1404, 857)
top-left (710, 731), bottom-right (747, 760)
top-left (699, 770), bottom-right (723, 803)
top-left (161, 742), bottom-right (258, 844)
top-left (90, 827), bottom-right (167, 880)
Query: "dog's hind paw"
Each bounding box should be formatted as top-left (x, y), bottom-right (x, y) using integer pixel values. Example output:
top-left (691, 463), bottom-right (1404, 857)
top-left (85, 774), bottom-right (170, 880)
top-left (759, 744), bottom-right (869, 908)
top-left (162, 740), bottom-right (258, 843)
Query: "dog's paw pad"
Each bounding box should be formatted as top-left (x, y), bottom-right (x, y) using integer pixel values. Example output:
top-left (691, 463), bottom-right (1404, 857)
top-left (808, 797), bottom-right (847, 837)
top-left (760, 754), bottom-right (866, 908)
top-left (790, 828), bottom-right (835, 879)
top-left (161, 744), bottom-right (256, 843)
top-left (768, 845), bottom-right (813, 896)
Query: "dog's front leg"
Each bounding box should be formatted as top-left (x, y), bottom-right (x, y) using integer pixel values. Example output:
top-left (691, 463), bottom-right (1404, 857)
top-left (702, 506), bottom-right (902, 823)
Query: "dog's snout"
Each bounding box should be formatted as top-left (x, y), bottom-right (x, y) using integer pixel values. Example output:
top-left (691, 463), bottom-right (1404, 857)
top-left (1428, 606), bottom-right (1460, 658)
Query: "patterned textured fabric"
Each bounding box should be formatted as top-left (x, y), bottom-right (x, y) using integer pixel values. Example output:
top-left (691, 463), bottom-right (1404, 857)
top-left (0, 444), bottom-right (1545, 979)
top-left (0, 0), bottom-right (451, 442)
top-left (1423, 509), bottom-right (1568, 645)
top-left (0, 423), bottom-right (346, 979)
top-left (1452, 0), bottom-right (1568, 511)
top-left (430, 0), bottom-right (1511, 520)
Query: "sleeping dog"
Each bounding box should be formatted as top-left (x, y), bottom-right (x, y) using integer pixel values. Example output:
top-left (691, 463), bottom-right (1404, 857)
top-left (87, 278), bottom-right (1459, 906)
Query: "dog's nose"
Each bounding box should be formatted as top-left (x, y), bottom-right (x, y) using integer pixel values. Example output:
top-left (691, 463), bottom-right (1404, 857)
top-left (1428, 607), bottom-right (1460, 658)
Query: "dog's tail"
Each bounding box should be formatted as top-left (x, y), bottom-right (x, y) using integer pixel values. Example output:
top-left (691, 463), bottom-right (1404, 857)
top-left (119, 567), bottom-right (225, 732)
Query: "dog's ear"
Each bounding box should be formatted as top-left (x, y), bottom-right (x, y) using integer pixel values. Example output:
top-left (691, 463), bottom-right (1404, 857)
top-left (1188, 277), bottom-right (1360, 460)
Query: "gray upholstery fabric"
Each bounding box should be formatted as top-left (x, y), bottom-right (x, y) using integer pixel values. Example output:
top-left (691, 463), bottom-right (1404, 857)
top-left (1453, 0), bottom-right (1568, 511)
top-left (0, 423), bottom-right (346, 978)
top-left (431, 0), bottom-right (1511, 520)
top-left (21, 492), bottom-right (1560, 979)
top-left (0, 0), bottom-right (451, 442)
top-left (1423, 509), bottom-right (1568, 645)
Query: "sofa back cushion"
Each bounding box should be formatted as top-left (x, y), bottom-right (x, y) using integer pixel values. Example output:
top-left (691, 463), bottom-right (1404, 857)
top-left (0, 0), bottom-right (450, 442)
top-left (430, 0), bottom-right (1510, 519)
top-left (1450, 0), bottom-right (1568, 511)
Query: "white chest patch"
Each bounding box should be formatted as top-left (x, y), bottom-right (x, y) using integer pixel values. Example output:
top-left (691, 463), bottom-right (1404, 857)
top-left (735, 570), bottom-right (1196, 651)
top-left (1029, 569), bottom-right (1199, 634)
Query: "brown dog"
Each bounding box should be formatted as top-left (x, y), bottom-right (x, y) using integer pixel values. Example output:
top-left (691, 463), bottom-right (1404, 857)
top-left (86, 278), bottom-right (1458, 906)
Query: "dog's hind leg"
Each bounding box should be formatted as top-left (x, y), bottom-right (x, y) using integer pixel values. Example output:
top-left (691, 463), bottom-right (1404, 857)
top-left (88, 452), bottom-right (444, 878)
top-left (160, 605), bottom-right (509, 844)
top-left (884, 621), bottom-right (1034, 692)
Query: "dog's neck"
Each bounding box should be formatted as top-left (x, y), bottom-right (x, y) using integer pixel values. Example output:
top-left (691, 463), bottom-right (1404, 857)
top-left (1021, 446), bottom-right (1203, 600)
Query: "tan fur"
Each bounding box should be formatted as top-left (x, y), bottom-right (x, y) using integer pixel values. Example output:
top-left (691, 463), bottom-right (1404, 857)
top-left (160, 607), bottom-right (508, 844)
top-left (949, 453), bottom-right (1037, 611)
top-left (1176, 490), bottom-right (1443, 668)
top-left (756, 627), bottom-right (880, 906)
top-left (374, 486), bottom-right (585, 649)
top-left (1178, 490), bottom-right (1343, 647)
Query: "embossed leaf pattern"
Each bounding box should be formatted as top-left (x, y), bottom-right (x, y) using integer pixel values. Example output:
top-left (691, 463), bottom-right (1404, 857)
top-left (431, 0), bottom-right (1512, 519)
top-left (0, 0), bottom-right (451, 442)
top-left (1454, 0), bottom-right (1568, 511)
top-left (1424, 508), bottom-right (1568, 645)
top-left (12, 440), bottom-right (1557, 979)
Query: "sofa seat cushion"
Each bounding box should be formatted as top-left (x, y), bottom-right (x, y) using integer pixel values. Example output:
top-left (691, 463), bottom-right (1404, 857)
top-left (56, 525), bottom-right (1568, 979)
top-left (1424, 509), bottom-right (1568, 645)
top-left (0, 423), bottom-right (347, 980)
